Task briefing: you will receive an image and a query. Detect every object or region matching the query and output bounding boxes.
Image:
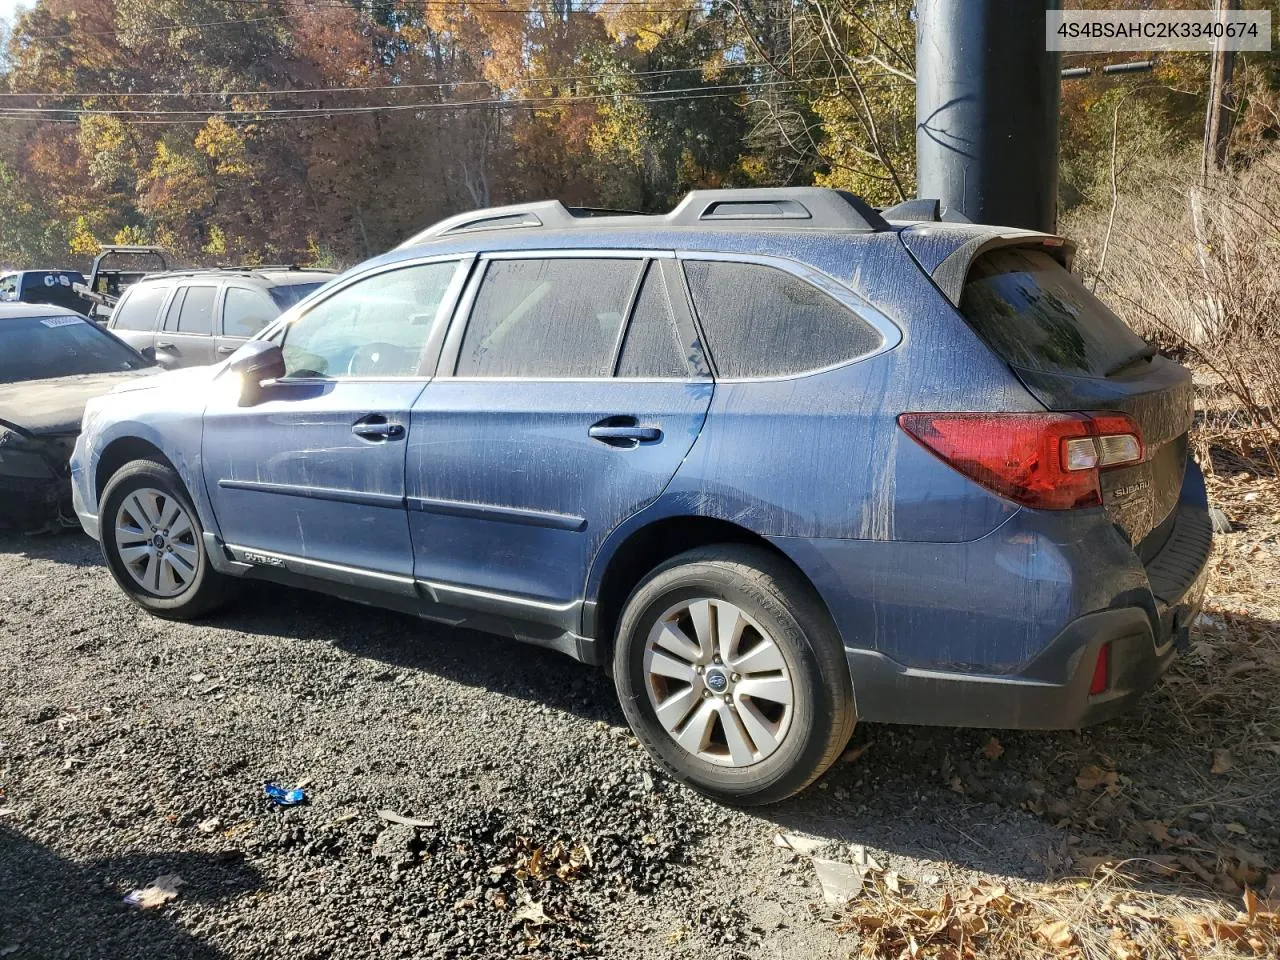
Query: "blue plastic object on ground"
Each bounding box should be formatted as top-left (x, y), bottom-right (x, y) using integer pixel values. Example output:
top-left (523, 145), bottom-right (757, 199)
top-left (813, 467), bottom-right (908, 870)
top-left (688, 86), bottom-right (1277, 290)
top-left (264, 782), bottom-right (305, 806)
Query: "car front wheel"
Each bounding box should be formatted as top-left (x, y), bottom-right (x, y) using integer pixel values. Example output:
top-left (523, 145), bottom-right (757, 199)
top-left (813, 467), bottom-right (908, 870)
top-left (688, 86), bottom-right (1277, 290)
top-left (99, 460), bottom-right (234, 619)
top-left (613, 545), bottom-right (855, 805)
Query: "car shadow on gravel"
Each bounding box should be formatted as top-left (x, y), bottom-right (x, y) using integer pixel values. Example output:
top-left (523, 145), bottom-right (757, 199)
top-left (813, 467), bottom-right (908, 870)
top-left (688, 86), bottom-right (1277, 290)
top-left (0, 828), bottom-right (261, 958)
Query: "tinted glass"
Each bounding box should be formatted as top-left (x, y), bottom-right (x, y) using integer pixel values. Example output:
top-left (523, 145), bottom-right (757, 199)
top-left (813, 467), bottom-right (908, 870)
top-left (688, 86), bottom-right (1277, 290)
top-left (684, 260), bottom-right (882, 378)
top-left (456, 258), bottom-right (640, 378)
top-left (0, 315), bottom-right (152, 383)
top-left (176, 285), bottom-right (216, 335)
top-left (223, 288), bottom-right (276, 339)
top-left (282, 261), bottom-right (458, 378)
top-left (959, 248), bottom-right (1148, 377)
top-left (269, 282), bottom-right (326, 309)
top-left (112, 283), bottom-right (171, 332)
top-left (616, 262), bottom-right (689, 378)
top-left (162, 288), bottom-right (185, 331)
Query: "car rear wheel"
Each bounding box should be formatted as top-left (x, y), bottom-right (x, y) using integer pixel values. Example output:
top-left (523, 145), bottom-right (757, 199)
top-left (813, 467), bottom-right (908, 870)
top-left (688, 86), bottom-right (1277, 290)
top-left (613, 545), bottom-right (855, 805)
top-left (99, 460), bottom-right (234, 619)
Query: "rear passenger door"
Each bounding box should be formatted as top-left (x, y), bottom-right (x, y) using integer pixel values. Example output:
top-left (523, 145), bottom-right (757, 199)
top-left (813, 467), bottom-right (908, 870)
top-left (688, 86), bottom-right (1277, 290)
top-left (107, 281), bottom-right (172, 355)
top-left (218, 285), bottom-right (278, 360)
top-left (406, 252), bottom-right (713, 629)
top-left (155, 283), bottom-right (218, 368)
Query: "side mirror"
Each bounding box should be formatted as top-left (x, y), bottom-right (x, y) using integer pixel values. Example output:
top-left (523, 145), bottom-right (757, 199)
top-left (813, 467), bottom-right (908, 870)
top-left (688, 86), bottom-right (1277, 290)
top-left (227, 340), bottom-right (285, 407)
top-left (140, 345), bottom-right (156, 361)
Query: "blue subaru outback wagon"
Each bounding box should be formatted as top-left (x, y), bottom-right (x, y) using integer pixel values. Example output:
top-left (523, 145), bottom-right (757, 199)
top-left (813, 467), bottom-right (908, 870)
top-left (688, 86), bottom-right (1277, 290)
top-left (71, 188), bottom-right (1211, 804)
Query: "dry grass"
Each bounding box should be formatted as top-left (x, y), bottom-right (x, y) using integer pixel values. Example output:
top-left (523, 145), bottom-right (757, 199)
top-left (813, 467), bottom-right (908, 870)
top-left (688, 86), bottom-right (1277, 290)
top-left (1064, 151), bottom-right (1280, 469)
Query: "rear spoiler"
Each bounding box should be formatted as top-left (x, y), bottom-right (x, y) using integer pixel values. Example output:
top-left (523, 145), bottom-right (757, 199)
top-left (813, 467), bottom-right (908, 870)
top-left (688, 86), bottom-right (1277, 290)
top-left (898, 223), bottom-right (1076, 306)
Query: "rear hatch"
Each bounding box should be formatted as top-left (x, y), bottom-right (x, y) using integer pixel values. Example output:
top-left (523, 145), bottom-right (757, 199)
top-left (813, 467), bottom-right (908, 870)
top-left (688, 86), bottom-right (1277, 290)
top-left (956, 246), bottom-right (1194, 551)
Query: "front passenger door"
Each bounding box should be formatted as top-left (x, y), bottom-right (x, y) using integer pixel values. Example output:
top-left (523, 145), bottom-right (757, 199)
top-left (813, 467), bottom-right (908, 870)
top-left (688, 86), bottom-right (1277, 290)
top-left (218, 285), bottom-right (277, 361)
top-left (201, 257), bottom-right (470, 588)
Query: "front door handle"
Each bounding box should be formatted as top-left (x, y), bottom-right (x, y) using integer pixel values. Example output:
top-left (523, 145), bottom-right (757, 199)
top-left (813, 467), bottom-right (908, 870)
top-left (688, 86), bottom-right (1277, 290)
top-left (156, 340), bottom-right (176, 350)
top-left (216, 345), bottom-right (236, 355)
top-left (352, 414), bottom-right (406, 442)
top-left (589, 417), bottom-right (662, 448)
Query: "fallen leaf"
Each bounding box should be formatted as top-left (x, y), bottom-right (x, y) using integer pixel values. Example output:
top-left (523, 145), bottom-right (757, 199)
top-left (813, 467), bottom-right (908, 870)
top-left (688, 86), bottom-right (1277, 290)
top-left (1108, 928), bottom-right (1142, 960)
top-left (512, 901), bottom-right (552, 927)
top-left (1225, 822), bottom-right (1249, 836)
top-left (1142, 819), bottom-right (1173, 845)
top-left (981, 736), bottom-right (1004, 761)
top-left (849, 844), bottom-right (883, 873)
top-left (841, 740), bottom-right (874, 764)
top-left (1035, 919), bottom-right (1076, 952)
top-left (123, 874), bottom-right (184, 909)
top-left (1075, 764), bottom-right (1119, 791)
top-left (814, 858), bottom-right (865, 904)
top-left (196, 817), bottom-right (221, 834)
top-left (1211, 749), bottom-right (1233, 775)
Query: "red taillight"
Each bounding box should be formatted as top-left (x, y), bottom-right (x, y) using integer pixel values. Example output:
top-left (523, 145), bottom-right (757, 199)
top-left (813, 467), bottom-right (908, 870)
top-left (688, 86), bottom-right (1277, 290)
top-left (897, 411), bottom-right (1143, 511)
top-left (1089, 643), bottom-right (1110, 695)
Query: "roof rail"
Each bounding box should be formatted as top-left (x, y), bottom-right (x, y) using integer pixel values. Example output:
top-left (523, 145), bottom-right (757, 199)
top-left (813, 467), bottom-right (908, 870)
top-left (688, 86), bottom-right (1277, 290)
top-left (398, 187), bottom-right (889, 247)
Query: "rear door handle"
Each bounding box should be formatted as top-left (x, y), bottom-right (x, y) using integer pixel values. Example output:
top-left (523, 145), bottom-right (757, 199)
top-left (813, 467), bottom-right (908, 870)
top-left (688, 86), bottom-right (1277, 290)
top-left (216, 345), bottom-right (236, 355)
top-left (589, 417), bottom-right (662, 447)
top-left (352, 414), bottom-right (406, 442)
top-left (156, 340), bottom-right (176, 350)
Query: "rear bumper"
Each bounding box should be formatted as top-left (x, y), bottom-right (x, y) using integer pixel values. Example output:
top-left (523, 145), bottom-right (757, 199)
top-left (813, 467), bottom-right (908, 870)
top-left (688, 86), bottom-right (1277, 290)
top-left (844, 501), bottom-right (1211, 730)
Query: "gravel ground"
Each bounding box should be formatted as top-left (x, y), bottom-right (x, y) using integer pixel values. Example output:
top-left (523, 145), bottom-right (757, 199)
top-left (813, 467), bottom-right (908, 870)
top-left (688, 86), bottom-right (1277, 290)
top-left (1, 524), bottom-right (1274, 960)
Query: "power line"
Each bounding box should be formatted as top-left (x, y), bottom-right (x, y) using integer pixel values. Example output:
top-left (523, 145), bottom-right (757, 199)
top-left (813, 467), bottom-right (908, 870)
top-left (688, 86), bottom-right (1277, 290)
top-left (0, 62), bottom-right (779, 99)
top-left (0, 78), bottom-right (815, 117)
top-left (0, 79), bottom-right (875, 125)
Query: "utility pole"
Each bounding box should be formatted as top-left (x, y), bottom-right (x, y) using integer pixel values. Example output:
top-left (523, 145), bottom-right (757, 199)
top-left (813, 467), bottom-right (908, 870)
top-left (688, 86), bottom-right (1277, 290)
top-left (1202, 0), bottom-right (1239, 184)
top-left (915, 0), bottom-right (1063, 232)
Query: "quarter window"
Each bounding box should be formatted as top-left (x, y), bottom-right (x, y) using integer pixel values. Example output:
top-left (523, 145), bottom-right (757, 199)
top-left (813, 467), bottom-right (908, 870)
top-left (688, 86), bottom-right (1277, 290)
top-left (683, 260), bottom-right (882, 378)
top-left (281, 261), bottom-right (459, 379)
top-left (223, 288), bottom-right (276, 339)
top-left (112, 283), bottom-right (170, 332)
top-left (455, 258), bottom-right (641, 378)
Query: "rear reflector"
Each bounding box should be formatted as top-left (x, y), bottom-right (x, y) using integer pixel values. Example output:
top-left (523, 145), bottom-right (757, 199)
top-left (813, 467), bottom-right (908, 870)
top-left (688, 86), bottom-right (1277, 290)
top-left (897, 411), bottom-right (1144, 510)
top-left (1089, 643), bottom-right (1110, 695)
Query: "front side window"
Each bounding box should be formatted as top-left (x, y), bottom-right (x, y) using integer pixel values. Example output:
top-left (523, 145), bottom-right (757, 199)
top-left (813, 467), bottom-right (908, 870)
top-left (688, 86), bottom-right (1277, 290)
top-left (281, 261), bottom-right (459, 379)
top-left (222, 288), bottom-right (276, 339)
top-left (684, 260), bottom-right (883, 378)
top-left (112, 283), bottom-right (171, 332)
top-left (455, 258), bottom-right (641, 378)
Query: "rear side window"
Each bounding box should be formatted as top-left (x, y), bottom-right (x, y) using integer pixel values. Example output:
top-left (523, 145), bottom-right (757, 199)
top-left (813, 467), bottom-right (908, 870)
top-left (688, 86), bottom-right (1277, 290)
top-left (616, 262), bottom-right (689, 378)
top-left (112, 283), bottom-right (170, 332)
top-left (959, 248), bottom-right (1148, 377)
top-left (175, 285), bottom-right (216, 335)
top-left (684, 260), bottom-right (883, 378)
top-left (223, 288), bottom-right (276, 339)
top-left (456, 258), bottom-right (641, 378)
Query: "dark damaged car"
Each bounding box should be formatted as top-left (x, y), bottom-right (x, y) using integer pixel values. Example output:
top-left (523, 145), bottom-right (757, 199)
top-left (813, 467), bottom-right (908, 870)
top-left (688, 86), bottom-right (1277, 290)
top-left (0, 303), bottom-right (155, 531)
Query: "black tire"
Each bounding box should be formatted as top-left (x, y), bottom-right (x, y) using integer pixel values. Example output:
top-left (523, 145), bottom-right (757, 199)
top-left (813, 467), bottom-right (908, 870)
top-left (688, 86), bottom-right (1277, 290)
top-left (613, 545), bottom-right (855, 805)
top-left (98, 459), bottom-right (235, 620)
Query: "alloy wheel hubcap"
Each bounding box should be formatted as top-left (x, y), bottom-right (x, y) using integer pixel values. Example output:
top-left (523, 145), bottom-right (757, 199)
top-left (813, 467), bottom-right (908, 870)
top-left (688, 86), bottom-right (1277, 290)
top-left (114, 488), bottom-right (199, 598)
top-left (642, 598), bottom-right (795, 767)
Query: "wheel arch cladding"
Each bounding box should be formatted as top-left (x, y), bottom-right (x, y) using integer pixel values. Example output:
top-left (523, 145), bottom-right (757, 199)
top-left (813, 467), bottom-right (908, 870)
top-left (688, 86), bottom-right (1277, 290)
top-left (586, 514), bottom-right (841, 660)
top-left (95, 436), bottom-right (178, 502)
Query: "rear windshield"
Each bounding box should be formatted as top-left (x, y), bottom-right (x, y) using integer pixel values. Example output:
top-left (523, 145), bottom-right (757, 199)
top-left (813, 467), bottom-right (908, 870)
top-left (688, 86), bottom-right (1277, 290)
top-left (0, 315), bottom-right (153, 383)
top-left (269, 282), bottom-right (325, 309)
top-left (959, 248), bottom-right (1148, 377)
